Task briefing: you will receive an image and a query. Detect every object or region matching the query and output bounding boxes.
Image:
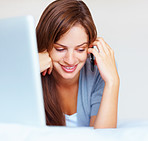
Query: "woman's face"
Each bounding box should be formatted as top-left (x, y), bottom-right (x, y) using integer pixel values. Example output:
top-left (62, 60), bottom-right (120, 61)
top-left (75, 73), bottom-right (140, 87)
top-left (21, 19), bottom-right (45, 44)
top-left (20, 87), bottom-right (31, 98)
top-left (50, 24), bottom-right (89, 80)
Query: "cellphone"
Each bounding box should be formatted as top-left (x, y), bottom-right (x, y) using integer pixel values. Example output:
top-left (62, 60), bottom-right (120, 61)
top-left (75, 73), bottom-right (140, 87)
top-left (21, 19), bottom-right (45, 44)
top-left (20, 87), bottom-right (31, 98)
top-left (90, 46), bottom-right (99, 72)
top-left (90, 53), bottom-right (94, 72)
top-left (90, 52), bottom-right (95, 72)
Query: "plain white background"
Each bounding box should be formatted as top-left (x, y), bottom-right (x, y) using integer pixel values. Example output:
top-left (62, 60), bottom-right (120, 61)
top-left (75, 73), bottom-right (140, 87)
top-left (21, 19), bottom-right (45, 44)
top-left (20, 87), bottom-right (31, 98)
top-left (0, 0), bottom-right (148, 121)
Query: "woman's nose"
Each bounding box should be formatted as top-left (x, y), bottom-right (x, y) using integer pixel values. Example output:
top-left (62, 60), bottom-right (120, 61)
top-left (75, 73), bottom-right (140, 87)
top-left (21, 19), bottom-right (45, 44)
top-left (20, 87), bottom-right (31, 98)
top-left (63, 51), bottom-right (76, 65)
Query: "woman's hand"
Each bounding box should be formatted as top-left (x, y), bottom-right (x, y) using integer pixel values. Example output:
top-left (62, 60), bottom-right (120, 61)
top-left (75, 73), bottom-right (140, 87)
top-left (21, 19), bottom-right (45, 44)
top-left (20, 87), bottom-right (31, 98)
top-left (38, 50), bottom-right (53, 76)
top-left (88, 37), bottom-right (119, 84)
top-left (88, 37), bottom-right (120, 129)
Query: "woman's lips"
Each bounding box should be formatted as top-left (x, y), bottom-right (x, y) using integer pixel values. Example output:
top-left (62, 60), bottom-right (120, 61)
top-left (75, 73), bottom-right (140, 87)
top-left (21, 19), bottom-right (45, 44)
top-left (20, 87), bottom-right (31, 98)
top-left (61, 65), bottom-right (77, 73)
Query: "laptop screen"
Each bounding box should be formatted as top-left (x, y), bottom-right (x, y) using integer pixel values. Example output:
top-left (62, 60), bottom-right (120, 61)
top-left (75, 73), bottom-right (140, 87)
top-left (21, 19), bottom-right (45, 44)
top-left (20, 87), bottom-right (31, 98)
top-left (0, 16), bottom-right (46, 126)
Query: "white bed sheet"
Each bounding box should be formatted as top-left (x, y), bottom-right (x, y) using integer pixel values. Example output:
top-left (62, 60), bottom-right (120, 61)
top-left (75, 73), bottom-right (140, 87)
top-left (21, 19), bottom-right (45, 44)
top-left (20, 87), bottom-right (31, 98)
top-left (0, 120), bottom-right (148, 141)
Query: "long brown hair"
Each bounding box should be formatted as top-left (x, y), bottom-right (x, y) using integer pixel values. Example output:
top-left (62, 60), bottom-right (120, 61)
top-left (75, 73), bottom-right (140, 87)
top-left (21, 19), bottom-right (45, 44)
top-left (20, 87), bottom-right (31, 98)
top-left (36, 0), bottom-right (97, 126)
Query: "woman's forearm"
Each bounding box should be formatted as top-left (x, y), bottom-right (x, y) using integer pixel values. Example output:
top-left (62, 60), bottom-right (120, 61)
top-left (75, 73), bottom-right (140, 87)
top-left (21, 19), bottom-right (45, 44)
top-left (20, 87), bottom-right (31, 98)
top-left (94, 78), bottom-right (120, 129)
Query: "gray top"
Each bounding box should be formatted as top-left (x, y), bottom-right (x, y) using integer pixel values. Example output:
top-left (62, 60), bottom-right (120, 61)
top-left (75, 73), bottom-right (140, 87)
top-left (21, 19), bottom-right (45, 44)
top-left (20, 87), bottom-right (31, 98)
top-left (77, 58), bottom-right (105, 126)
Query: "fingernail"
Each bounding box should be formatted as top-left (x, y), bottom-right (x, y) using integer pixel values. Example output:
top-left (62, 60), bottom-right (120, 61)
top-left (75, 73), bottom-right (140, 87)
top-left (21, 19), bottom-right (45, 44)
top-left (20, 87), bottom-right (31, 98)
top-left (42, 72), bottom-right (46, 76)
top-left (48, 70), bottom-right (51, 75)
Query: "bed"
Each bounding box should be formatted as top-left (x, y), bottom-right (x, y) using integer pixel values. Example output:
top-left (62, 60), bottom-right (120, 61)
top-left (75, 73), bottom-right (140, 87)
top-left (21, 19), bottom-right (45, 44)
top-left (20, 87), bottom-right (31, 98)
top-left (0, 120), bottom-right (148, 141)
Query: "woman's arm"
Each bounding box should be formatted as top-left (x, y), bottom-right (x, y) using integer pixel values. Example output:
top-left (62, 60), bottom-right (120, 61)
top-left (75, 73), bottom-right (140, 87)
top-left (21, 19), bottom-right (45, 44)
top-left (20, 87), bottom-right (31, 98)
top-left (94, 79), bottom-right (119, 128)
top-left (38, 50), bottom-right (53, 76)
top-left (89, 78), bottom-right (119, 128)
top-left (88, 37), bottom-right (120, 129)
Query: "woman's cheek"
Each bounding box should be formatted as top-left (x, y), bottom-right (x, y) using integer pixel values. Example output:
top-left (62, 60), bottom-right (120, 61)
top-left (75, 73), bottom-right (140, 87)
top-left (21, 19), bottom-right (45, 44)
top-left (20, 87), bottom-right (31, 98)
top-left (51, 52), bottom-right (65, 62)
top-left (78, 52), bottom-right (88, 62)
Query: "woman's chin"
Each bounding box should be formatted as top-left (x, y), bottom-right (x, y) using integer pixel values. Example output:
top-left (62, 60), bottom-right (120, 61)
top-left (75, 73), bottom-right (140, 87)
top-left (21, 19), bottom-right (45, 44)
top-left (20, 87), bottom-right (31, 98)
top-left (60, 72), bottom-right (78, 80)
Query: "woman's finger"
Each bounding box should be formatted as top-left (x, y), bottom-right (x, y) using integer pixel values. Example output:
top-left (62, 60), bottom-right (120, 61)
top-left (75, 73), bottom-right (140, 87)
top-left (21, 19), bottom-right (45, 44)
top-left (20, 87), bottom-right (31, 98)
top-left (48, 63), bottom-right (53, 75)
top-left (90, 40), bottom-right (104, 54)
top-left (88, 47), bottom-right (100, 58)
top-left (47, 68), bottom-right (51, 75)
top-left (42, 70), bottom-right (47, 76)
top-left (96, 37), bottom-right (111, 56)
top-left (98, 37), bottom-right (114, 55)
top-left (96, 37), bottom-right (106, 47)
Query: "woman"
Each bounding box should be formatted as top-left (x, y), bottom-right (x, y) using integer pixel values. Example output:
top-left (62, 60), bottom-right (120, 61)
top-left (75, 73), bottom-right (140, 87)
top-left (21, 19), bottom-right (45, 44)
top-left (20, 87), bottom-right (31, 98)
top-left (36, 0), bottom-right (120, 128)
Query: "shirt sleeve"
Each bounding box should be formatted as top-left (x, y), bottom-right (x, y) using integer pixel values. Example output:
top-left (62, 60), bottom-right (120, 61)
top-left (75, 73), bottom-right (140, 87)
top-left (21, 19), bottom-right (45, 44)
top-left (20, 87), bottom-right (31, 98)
top-left (90, 72), bottom-right (105, 116)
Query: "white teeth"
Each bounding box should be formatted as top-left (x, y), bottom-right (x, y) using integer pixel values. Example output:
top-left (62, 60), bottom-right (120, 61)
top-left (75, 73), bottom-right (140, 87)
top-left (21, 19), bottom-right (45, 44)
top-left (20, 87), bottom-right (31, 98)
top-left (65, 66), bottom-right (75, 69)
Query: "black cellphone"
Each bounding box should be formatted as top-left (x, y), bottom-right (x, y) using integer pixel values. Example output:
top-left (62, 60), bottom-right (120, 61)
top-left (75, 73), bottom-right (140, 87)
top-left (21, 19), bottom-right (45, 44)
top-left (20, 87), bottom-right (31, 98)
top-left (90, 52), bottom-right (95, 72)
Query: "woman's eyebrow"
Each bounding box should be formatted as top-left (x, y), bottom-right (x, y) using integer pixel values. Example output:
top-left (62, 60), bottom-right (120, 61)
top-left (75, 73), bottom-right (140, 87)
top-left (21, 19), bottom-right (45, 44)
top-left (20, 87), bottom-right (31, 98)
top-left (55, 42), bottom-right (88, 47)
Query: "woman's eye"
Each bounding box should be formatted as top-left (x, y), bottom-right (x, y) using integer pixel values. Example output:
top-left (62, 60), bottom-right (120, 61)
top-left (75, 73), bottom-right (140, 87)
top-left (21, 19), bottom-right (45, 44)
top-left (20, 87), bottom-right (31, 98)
top-left (55, 48), bottom-right (65, 51)
top-left (77, 49), bottom-right (85, 52)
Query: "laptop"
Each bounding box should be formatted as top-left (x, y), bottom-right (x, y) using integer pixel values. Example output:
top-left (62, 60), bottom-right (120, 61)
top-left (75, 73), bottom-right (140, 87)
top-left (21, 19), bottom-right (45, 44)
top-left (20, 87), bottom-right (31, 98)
top-left (0, 16), bottom-right (46, 126)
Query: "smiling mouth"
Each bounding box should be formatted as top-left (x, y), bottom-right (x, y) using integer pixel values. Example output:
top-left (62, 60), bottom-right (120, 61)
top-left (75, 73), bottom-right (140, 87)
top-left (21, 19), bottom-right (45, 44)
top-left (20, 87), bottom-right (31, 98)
top-left (61, 65), bottom-right (77, 73)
